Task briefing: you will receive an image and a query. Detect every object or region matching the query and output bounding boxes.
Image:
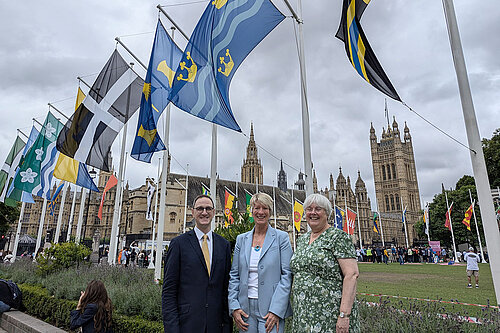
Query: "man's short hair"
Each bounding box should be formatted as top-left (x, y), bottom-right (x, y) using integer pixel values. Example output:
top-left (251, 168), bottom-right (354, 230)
top-left (192, 194), bottom-right (214, 208)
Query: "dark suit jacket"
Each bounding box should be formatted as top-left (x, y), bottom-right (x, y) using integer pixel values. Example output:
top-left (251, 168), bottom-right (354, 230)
top-left (162, 230), bottom-right (232, 333)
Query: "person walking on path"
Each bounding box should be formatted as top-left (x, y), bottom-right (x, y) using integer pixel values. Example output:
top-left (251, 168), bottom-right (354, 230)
top-left (464, 247), bottom-right (480, 288)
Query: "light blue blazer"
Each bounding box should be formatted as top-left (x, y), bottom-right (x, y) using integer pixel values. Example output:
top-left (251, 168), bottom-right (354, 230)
top-left (228, 226), bottom-right (293, 319)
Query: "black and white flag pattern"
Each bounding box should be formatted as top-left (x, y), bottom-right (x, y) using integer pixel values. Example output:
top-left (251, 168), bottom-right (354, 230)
top-left (57, 50), bottom-right (143, 172)
top-left (146, 182), bottom-right (155, 221)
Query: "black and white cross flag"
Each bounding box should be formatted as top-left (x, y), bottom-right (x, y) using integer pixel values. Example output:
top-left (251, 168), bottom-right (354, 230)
top-left (146, 182), bottom-right (155, 221)
top-left (57, 50), bottom-right (143, 171)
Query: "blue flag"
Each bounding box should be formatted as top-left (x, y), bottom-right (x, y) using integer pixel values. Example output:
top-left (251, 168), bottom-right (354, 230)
top-left (334, 206), bottom-right (344, 230)
top-left (131, 20), bottom-right (183, 162)
top-left (48, 182), bottom-right (65, 216)
top-left (169, 0), bottom-right (285, 132)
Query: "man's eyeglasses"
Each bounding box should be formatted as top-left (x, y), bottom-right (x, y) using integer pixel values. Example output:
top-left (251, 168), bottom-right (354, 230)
top-left (194, 206), bottom-right (213, 212)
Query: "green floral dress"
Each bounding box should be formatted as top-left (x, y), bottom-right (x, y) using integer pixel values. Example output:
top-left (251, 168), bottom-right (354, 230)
top-left (290, 227), bottom-right (360, 333)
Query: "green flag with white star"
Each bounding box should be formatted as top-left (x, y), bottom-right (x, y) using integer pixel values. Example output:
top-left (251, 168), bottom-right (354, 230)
top-left (13, 112), bottom-right (63, 197)
top-left (0, 135), bottom-right (26, 199)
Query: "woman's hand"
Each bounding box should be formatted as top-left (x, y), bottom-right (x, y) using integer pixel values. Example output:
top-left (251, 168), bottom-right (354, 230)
top-left (336, 316), bottom-right (349, 333)
top-left (263, 312), bottom-right (280, 333)
top-left (76, 291), bottom-right (84, 310)
top-left (232, 309), bottom-right (249, 331)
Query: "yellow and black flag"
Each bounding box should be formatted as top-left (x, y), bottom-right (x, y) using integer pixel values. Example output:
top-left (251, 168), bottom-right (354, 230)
top-left (336, 0), bottom-right (400, 101)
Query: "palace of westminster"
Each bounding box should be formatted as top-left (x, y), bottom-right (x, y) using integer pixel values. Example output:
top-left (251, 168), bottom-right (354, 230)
top-left (16, 118), bottom-right (421, 248)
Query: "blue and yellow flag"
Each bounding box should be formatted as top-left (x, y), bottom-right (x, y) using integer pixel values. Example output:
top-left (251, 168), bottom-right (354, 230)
top-left (131, 20), bottom-right (183, 163)
top-left (373, 212), bottom-right (380, 233)
top-left (48, 182), bottom-right (65, 216)
top-left (335, 0), bottom-right (400, 101)
top-left (169, 0), bottom-right (285, 132)
top-left (334, 206), bottom-right (344, 230)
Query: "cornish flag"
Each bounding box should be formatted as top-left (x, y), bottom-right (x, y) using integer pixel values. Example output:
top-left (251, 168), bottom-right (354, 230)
top-left (57, 50), bottom-right (143, 171)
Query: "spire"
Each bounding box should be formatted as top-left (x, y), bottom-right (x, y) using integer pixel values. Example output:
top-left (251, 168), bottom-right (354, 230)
top-left (277, 159), bottom-right (287, 191)
top-left (329, 173), bottom-right (334, 190)
top-left (250, 122), bottom-right (254, 139)
top-left (313, 170), bottom-right (318, 193)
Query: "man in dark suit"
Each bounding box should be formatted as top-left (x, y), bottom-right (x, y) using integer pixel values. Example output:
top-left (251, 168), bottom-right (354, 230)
top-left (162, 194), bottom-right (232, 333)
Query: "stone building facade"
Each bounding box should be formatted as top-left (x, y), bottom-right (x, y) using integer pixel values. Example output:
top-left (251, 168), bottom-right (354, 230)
top-left (240, 123), bottom-right (263, 185)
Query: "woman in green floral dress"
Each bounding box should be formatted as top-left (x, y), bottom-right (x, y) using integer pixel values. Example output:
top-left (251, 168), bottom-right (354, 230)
top-left (290, 194), bottom-right (360, 333)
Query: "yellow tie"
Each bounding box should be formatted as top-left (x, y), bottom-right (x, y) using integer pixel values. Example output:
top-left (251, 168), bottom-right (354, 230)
top-left (202, 234), bottom-right (210, 276)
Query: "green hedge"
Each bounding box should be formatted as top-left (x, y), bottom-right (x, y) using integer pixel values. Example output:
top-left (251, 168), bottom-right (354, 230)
top-left (19, 284), bottom-right (163, 332)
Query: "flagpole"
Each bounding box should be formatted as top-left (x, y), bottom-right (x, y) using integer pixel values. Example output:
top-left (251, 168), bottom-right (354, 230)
top-left (75, 188), bottom-right (87, 243)
top-left (400, 196), bottom-right (409, 248)
top-left (444, 191), bottom-right (458, 262)
top-left (378, 210), bottom-right (385, 247)
top-left (272, 181), bottom-right (277, 229)
top-left (425, 204), bottom-right (431, 244)
top-left (355, 195), bottom-right (363, 249)
top-left (12, 202), bottom-right (25, 261)
top-left (209, 123), bottom-right (217, 231)
top-left (291, 187), bottom-right (296, 251)
top-left (344, 195), bottom-right (349, 235)
top-left (67, 185), bottom-right (77, 242)
top-left (235, 175), bottom-right (239, 209)
top-left (469, 189), bottom-right (486, 263)
top-left (443, 0), bottom-right (500, 303)
top-left (34, 198), bottom-right (48, 255)
top-left (183, 164), bottom-right (189, 233)
top-left (148, 158), bottom-right (161, 269)
top-left (54, 182), bottom-right (68, 243)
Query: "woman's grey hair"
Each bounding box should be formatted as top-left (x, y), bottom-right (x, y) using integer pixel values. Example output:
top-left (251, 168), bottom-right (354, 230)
top-left (304, 193), bottom-right (333, 218)
top-left (250, 192), bottom-right (273, 215)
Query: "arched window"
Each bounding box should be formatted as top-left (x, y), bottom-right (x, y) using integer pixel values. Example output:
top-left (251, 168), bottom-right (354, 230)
top-left (382, 165), bottom-right (386, 180)
top-left (392, 163), bottom-right (397, 179)
top-left (387, 164), bottom-right (391, 180)
top-left (170, 212), bottom-right (177, 224)
top-left (385, 196), bottom-right (390, 211)
top-left (390, 195), bottom-right (395, 211)
top-left (395, 194), bottom-right (400, 210)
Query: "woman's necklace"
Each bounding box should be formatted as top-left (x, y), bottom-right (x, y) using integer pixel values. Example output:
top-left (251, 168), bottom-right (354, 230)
top-left (254, 245), bottom-right (261, 251)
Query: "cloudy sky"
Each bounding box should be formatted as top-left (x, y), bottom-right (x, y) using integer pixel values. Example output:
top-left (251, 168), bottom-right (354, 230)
top-left (0, 0), bottom-right (498, 209)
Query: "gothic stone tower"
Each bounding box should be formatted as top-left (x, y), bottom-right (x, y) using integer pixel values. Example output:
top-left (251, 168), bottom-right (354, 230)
top-left (370, 118), bottom-right (421, 246)
top-left (241, 123), bottom-right (263, 184)
top-left (277, 160), bottom-right (287, 191)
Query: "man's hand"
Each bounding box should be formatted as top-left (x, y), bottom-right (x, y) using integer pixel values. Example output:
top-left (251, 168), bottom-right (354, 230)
top-left (233, 309), bottom-right (249, 331)
top-left (263, 312), bottom-right (280, 333)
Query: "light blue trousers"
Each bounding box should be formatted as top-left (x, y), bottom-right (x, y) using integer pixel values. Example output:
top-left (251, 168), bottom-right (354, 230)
top-left (240, 298), bottom-right (284, 333)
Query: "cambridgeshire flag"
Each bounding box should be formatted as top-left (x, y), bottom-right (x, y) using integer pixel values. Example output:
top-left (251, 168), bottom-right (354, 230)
top-left (334, 206), bottom-right (344, 230)
top-left (98, 174), bottom-right (118, 220)
top-left (373, 212), bottom-right (380, 233)
top-left (336, 0), bottom-right (400, 101)
top-left (0, 136), bottom-right (26, 200)
top-left (168, 0), bottom-right (285, 132)
top-left (48, 182), bottom-right (65, 216)
top-left (293, 200), bottom-right (304, 232)
top-left (444, 202), bottom-right (453, 231)
top-left (462, 203), bottom-right (473, 231)
top-left (224, 188), bottom-right (235, 226)
top-left (57, 50), bottom-right (143, 171)
top-left (131, 20), bottom-right (183, 162)
top-left (54, 88), bottom-right (98, 192)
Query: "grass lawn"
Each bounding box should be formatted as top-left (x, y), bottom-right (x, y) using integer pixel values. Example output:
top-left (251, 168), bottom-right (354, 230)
top-left (357, 262), bottom-right (497, 318)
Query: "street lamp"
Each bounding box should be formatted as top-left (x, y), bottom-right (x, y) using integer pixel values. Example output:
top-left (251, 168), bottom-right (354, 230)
top-left (82, 168), bottom-right (97, 242)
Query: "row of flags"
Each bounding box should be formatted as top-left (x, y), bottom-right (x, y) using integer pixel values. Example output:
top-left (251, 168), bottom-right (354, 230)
top-left (443, 201), bottom-right (476, 232)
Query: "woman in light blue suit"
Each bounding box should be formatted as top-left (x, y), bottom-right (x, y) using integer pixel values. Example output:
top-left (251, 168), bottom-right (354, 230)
top-left (229, 192), bottom-right (293, 333)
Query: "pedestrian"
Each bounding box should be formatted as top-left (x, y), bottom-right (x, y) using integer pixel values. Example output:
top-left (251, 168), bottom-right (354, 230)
top-left (162, 194), bottom-right (232, 332)
top-left (120, 247), bottom-right (128, 267)
top-left (129, 249), bottom-right (137, 267)
top-left (464, 247), bottom-right (480, 288)
top-left (3, 251), bottom-right (14, 264)
top-left (70, 280), bottom-right (113, 332)
top-left (366, 247), bottom-right (372, 262)
top-left (398, 247), bottom-right (404, 265)
top-left (383, 248), bottom-right (389, 265)
top-left (375, 247), bottom-right (382, 264)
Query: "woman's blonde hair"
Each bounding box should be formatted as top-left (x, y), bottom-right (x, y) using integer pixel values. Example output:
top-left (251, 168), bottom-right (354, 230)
top-left (250, 192), bottom-right (273, 215)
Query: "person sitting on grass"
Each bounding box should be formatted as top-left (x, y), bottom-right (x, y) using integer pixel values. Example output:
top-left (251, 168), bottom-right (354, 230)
top-left (70, 280), bottom-right (113, 333)
top-left (464, 247), bottom-right (480, 288)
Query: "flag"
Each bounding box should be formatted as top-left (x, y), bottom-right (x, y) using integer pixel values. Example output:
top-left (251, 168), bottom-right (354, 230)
top-left (0, 136), bottom-right (26, 200)
top-left (201, 183), bottom-right (211, 196)
top-left (53, 88), bottom-right (98, 192)
top-left (13, 112), bottom-right (63, 199)
top-left (245, 190), bottom-right (253, 222)
top-left (334, 206), bottom-right (344, 230)
top-left (4, 126), bottom-right (39, 206)
top-left (346, 208), bottom-right (356, 235)
top-left (462, 203), bottom-right (473, 231)
top-left (47, 182), bottom-right (65, 216)
top-left (168, 0), bottom-right (285, 132)
top-left (224, 188), bottom-right (235, 226)
top-left (146, 182), bottom-right (155, 221)
top-left (293, 200), bottom-right (303, 232)
top-left (444, 203), bottom-right (453, 231)
top-left (57, 50), bottom-right (143, 171)
top-left (373, 212), bottom-right (380, 233)
top-left (131, 20), bottom-right (183, 163)
top-left (335, 0), bottom-right (400, 101)
top-left (424, 206), bottom-right (430, 236)
top-left (98, 175), bottom-right (118, 220)
top-left (402, 206), bottom-right (407, 226)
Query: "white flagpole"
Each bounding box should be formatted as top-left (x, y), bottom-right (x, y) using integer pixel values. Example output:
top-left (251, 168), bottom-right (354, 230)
top-left (444, 191), bottom-right (458, 262)
top-left (75, 188), bottom-right (87, 243)
top-left (149, 159), bottom-right (161, 269)
top-left (12, 202), bottom-right (25, 261)
top-left (34, 198), bottom-right (48, 255)
top-left (67, 185), bottom-right (77, 242)
top-left (54, 182), bottom-right (68, 243)
top-left (400, 197), bottom-right (409, 248)
top-left (272, 181), bottom-right (277, 229)
top-left (378, 210), bottom-right (385, 248)
top-left (469, 189), bottom-right (486, 263)
top-left (442, 0), bottom-right (500, 304)
top-left (235, 174), bottom-right (238, 209)
top-left (183, 164), bottom-right (189, 233)
top-left (355, 196), bottom-right (363, 249)
top-left (291, 187), bottom-right (296, 251)
top-left (209, 123), bottom-right (217, 231)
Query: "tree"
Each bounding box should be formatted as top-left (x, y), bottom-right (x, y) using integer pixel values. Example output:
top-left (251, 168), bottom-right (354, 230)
top-left (0, 201), bottom-right (19, 235)
top-left (482, 128), bottom-right (500, 187)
